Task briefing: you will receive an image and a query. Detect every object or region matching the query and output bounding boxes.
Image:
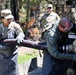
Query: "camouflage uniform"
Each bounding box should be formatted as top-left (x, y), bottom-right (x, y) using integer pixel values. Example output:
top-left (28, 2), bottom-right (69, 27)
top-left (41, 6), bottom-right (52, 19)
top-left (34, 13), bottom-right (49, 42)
top-left (39, 12), bottom-right (60, 32)
top-left (0, 21), bottom-right (24, 75)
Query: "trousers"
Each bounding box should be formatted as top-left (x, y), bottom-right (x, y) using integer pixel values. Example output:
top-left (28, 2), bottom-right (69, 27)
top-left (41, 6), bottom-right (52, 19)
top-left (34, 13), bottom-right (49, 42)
top-left (42, 51), bottom-right (69, 75)
top-left (0, 46), bottom-right (19, 75)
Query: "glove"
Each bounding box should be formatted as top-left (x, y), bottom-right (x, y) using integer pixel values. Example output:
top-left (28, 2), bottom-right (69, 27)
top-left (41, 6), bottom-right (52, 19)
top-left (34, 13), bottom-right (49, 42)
top-left (16, 33), bottom-right (25, 44)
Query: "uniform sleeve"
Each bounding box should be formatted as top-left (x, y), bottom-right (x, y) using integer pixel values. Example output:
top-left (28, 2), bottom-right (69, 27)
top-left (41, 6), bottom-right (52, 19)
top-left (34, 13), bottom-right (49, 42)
top-left (56, 13), bottom-right (60, 21)
top-left (55, 13), bottom-right (60, 24)
top-left (14, 22), bottom-right (24, 35)
top-left (46, 32), bottom-right (74, 60)
top-left (38, 13), bottom-right (44, 21)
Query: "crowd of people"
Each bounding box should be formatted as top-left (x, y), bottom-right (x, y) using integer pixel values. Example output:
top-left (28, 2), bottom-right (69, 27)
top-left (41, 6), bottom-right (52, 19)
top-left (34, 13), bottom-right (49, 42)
top-left (0, 3), bottom-right (76, 75)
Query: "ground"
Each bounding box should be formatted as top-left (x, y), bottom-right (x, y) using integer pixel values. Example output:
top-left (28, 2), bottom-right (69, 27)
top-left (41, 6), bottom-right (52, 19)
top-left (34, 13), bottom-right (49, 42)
top-left (18, 46), bottom-right (43, 75)
top-left (18, 46), bottom-right (41, 56)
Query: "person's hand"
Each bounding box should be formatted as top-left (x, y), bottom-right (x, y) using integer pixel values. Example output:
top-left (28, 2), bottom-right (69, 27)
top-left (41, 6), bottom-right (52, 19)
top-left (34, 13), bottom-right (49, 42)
top-left (16, 36), bottom-right (23, 44)
top-left (16, 33), bottom-right (25, 44)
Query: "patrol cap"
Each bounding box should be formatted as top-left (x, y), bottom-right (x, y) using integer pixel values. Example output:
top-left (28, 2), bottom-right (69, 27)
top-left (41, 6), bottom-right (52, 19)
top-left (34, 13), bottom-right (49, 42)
top-left (1, 9), bottom-right (14, 19)
top-left (47, 4), bottom-right (53, 8)
top-left (47, 4), bottom-right (53, 10)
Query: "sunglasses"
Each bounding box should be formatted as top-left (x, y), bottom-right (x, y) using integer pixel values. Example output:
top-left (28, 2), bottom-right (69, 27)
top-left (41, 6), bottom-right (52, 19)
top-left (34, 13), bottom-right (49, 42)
top-left (59, 23), bottom-right (73, 31)
top-left (47, 7), bottom-right (51, 9)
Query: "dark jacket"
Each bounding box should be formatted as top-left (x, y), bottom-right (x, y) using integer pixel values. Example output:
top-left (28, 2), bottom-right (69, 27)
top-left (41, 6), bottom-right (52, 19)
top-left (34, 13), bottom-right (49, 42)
top-left (44, 23), bottom-right (75, 60)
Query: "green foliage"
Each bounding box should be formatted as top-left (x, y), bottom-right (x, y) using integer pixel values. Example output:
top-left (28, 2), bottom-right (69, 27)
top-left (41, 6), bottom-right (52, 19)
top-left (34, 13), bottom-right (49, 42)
top-left (18, 53), bottom-right (38, 64)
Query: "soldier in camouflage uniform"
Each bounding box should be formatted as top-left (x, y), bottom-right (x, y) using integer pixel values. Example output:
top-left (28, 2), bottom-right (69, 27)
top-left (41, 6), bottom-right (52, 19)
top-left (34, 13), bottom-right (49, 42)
top-left (0, 9), bottom-right (25, 75)
top-left (38, 4), bottom-right (60, 75)
top-left (38, 4), bottom-right (60, 33)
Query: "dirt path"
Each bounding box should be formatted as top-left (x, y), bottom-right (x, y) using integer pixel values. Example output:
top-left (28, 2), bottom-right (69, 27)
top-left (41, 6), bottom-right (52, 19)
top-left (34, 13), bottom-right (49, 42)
top-left (18, 46), bottom-right (41, 56)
